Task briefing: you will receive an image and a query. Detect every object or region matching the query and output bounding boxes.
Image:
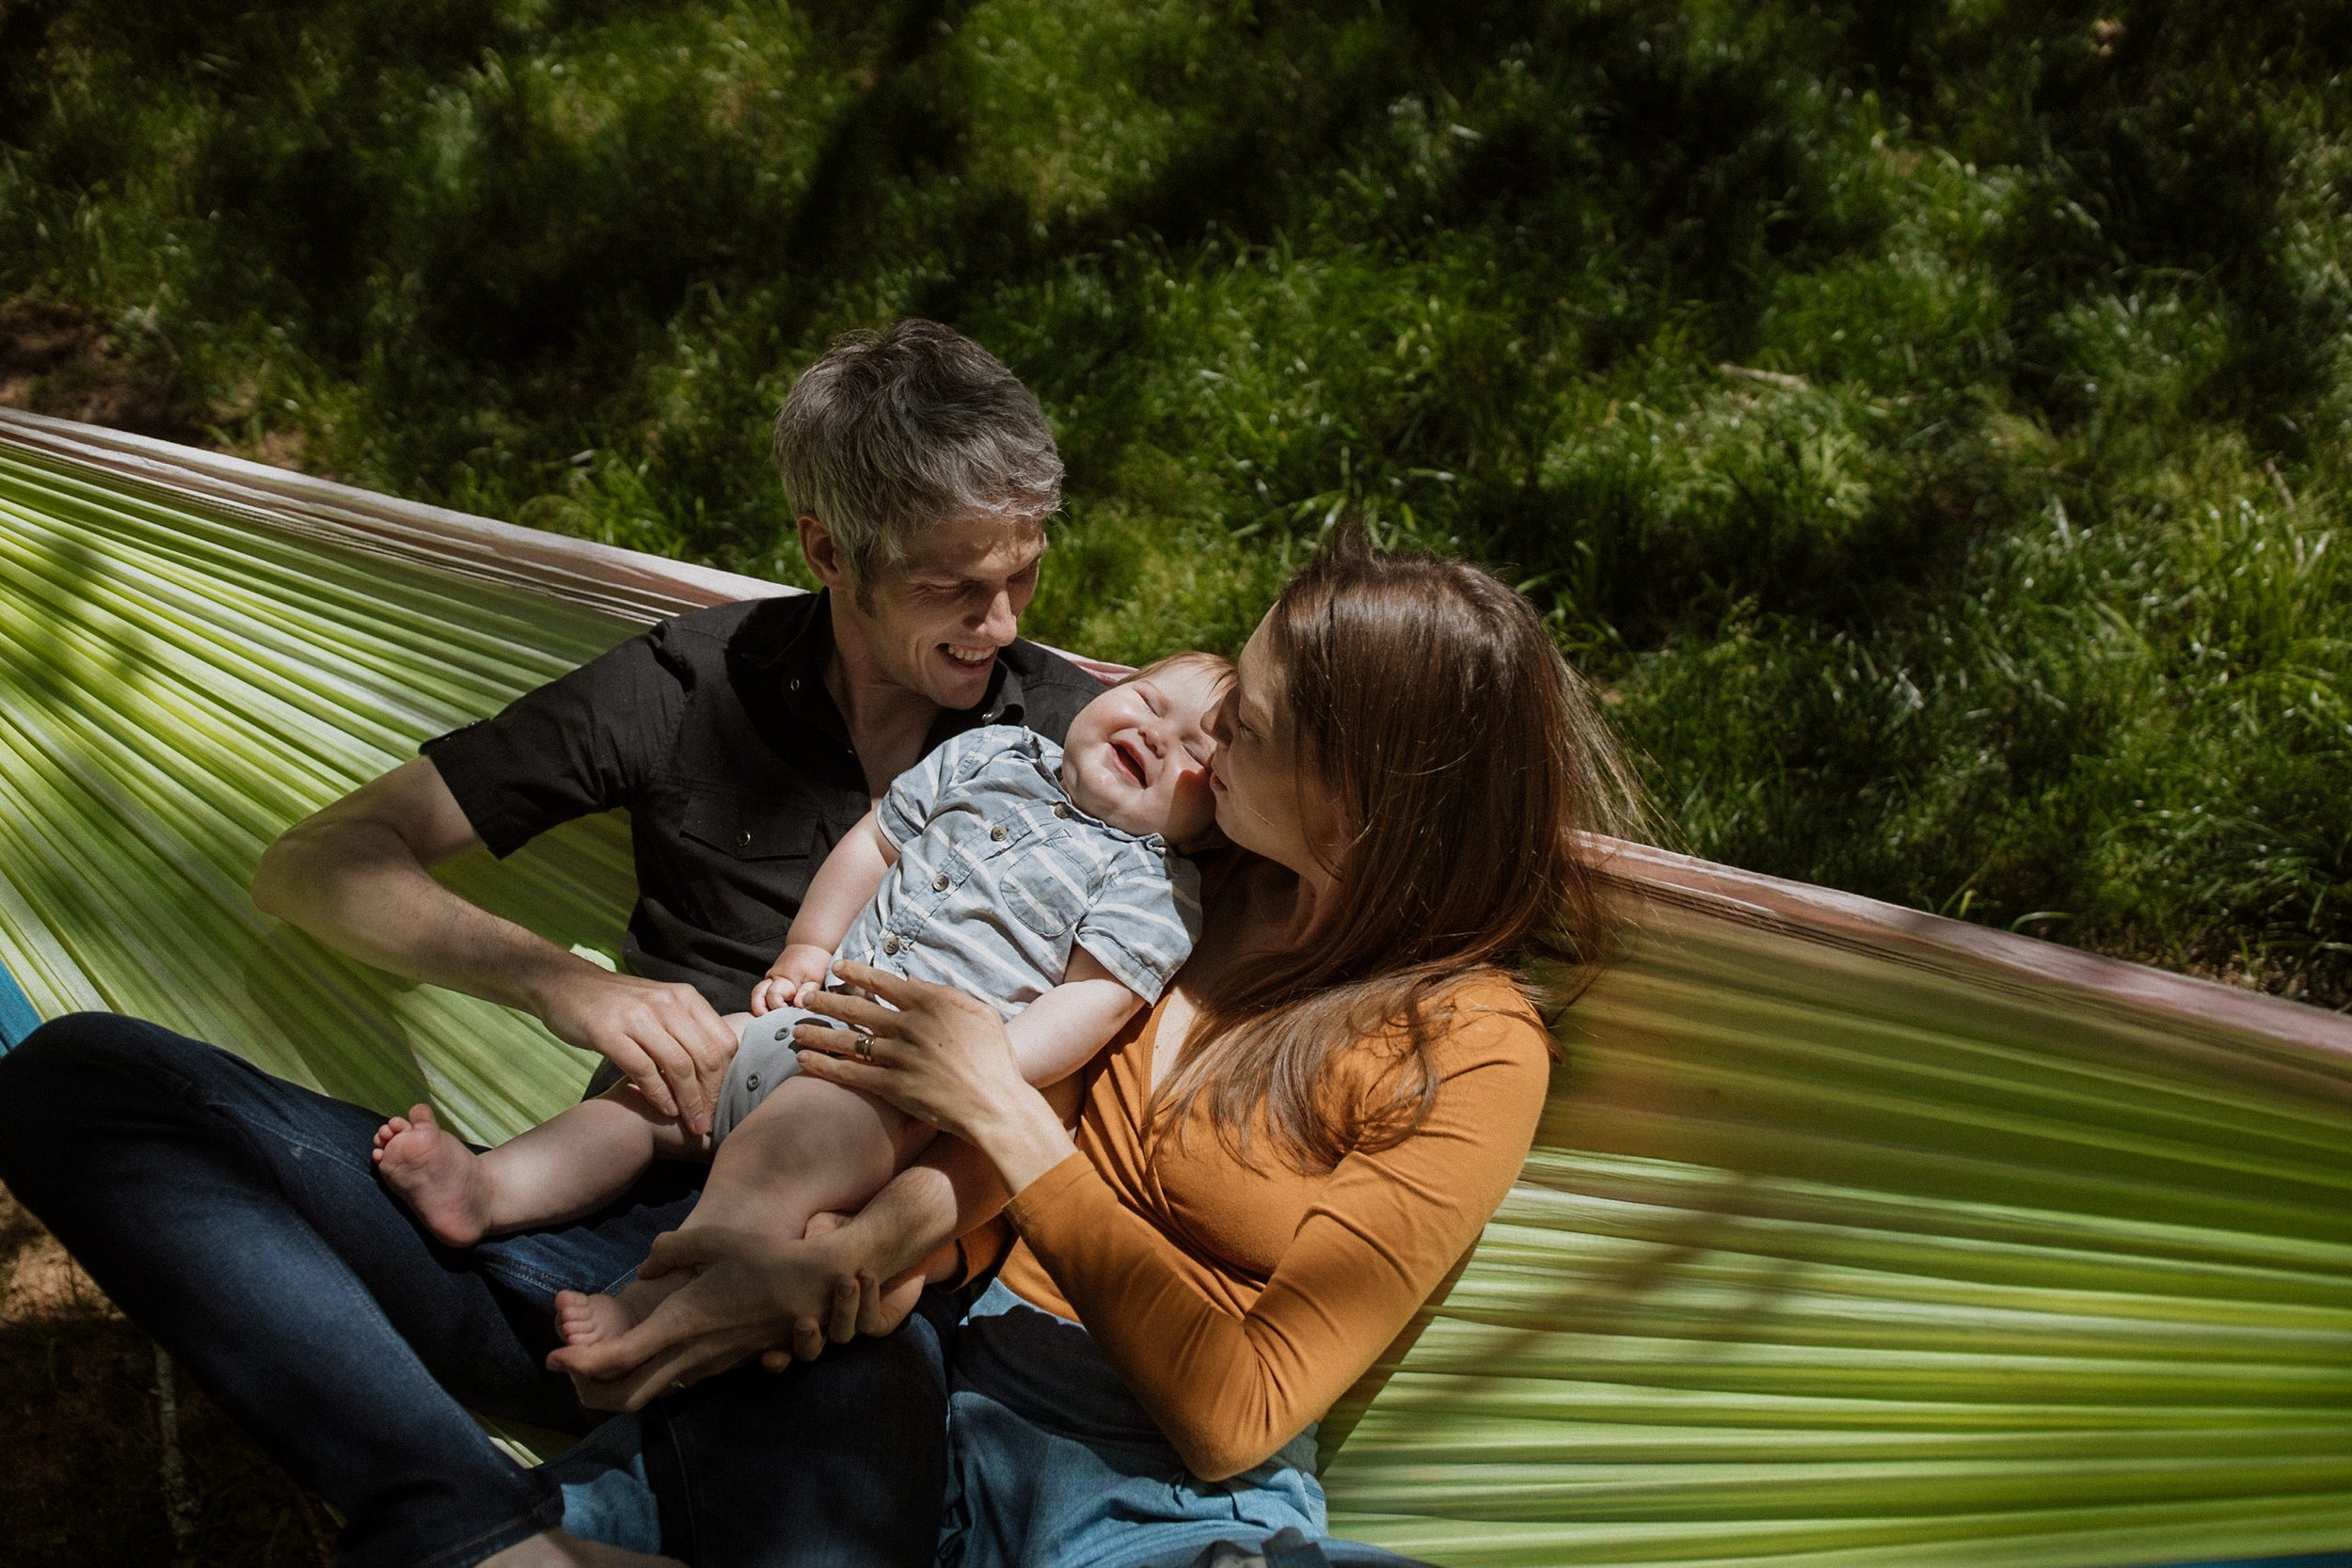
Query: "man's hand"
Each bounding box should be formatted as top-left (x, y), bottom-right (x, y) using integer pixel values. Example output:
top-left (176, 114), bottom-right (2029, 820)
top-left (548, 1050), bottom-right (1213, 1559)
top-left (750, 942), bottom-right (833, 1016)
top-left (535, 968), bottom-right (738, 1137)
top-left (766, 1210), bottom-right (936, 1366)
top-left (548, 1222), bottom-right (877, 1410)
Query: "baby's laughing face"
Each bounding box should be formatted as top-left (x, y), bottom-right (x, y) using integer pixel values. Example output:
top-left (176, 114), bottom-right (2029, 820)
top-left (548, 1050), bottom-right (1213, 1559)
top-left (1058, 655), bottom-right (1228, 848)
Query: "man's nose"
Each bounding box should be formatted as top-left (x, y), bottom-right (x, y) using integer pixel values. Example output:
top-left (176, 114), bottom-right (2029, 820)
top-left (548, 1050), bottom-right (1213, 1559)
top-left (977, 588), bottom-right (1018, 646)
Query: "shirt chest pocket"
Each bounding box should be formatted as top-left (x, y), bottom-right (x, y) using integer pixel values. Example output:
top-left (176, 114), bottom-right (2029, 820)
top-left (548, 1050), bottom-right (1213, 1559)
top-left (995, 850), bottom-right (1088, 942)
top-left (676, 793), bottom-right (824, 941)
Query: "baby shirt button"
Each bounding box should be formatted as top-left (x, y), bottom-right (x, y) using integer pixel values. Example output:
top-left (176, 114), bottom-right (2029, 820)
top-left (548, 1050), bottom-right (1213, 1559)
top-left (882, 935), bottom-right (901, 955)
top-left (745, 1073), bottom-right (761, 1092)
top-left (932, 873), bottom-right (950, 892)
top-left (990, 824), bottom-right (1008, 843)
top-left (1052, 802), bottom-right (1069, 818)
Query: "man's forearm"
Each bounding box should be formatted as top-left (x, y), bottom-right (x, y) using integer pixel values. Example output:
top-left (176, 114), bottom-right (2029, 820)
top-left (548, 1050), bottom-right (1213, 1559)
top-left (849, 1134), bottom-right (1013, 1281)
top-left (842, 1059), bottom-right (1093, 1280)
top-left (254, 815), bottom-right (590, 1017)
top-left (259, 758), bottom-right (735, 1129)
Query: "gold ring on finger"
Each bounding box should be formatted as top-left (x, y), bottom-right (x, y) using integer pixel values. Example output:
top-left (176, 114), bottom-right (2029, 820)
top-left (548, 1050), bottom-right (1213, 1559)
top-left (854, 1034), bottom-right (872, 1061)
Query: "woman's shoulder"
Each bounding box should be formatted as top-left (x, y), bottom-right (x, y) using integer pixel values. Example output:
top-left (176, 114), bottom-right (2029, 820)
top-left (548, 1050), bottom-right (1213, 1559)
top-left (1425, 971), bottom-right (1550, 1060)
top-left (1331, 971), bottom-right (1550, 1104)
top-left (1316, 971), bottom-right (1551, 1170)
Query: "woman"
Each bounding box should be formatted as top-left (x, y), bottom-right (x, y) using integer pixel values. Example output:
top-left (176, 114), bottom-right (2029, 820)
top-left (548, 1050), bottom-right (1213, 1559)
top-left (568, 538), bottom-right (1644, 1564)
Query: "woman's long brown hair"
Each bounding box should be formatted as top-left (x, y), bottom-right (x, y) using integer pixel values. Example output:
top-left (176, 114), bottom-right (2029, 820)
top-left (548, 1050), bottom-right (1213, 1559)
top-left (1157, 535), bottom-right (1647, 1172)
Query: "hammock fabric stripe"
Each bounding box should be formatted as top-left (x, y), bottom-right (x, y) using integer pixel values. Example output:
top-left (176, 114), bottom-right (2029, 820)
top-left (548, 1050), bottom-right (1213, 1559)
top-left (2, 406), bottom-right (2349, 1568)
top-left (0, 950), bottom-right (37, 1048)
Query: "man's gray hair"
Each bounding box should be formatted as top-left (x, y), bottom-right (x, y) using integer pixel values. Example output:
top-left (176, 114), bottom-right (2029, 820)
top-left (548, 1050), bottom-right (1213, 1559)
top-left (772, 321), bottom-right (1063, 588)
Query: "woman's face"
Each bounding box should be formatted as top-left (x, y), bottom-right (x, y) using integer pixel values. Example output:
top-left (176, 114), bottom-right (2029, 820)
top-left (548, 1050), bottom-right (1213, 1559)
top-left (1209, 622), bottom-right (1338, 882)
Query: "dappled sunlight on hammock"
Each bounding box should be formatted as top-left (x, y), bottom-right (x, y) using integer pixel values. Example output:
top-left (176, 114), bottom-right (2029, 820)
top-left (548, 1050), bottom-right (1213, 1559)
top-left (2, 408), bottom-right (2347, 1568)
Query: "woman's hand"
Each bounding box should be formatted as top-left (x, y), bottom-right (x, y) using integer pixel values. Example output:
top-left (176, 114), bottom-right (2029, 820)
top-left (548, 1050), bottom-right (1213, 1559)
top-left (795, 961), bottom-right (1077, 1195)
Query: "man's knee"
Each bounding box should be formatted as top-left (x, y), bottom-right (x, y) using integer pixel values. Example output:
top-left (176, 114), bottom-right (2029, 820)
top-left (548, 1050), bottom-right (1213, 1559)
top-left (659, 1327), bottom-right (948, 1568)
top-left (1, 1010), bottom-right (215, 1092)
top-left (0, 1012), bottom-right (216, 1162)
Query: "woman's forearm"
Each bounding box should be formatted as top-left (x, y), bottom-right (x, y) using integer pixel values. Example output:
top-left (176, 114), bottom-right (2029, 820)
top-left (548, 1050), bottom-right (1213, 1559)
top-left (1006, 1015), bottom-right (1551, 1481)
top-left (963, 1077), bottom-right (1083, 1196)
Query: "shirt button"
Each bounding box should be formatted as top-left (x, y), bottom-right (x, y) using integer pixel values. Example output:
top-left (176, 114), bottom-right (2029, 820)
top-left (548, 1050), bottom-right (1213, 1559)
top-left (736, 830), bottom-right (752, 850)
top-left (932, 873), bottom-right (950, 892)
top-left (990, 824), bottom-right (1008, 843)
top-left (882, 935), bottom-right (900, 955)
top-left (1052, 802), bottom-right (1069, 818)
top-left (789, 678), bottom-right (801, 692)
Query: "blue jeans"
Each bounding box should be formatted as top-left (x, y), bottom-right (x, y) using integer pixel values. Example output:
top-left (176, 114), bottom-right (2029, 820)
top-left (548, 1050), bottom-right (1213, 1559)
top-left (0, 1013), bottom-right (950, 1568)
top-left (946, 1281), bottom-right (1427, 1568)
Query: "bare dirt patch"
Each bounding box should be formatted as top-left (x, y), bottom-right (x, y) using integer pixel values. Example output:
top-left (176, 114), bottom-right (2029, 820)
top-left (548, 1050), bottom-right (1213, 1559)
top-left (0, 1184), bottom-right (334, 1567)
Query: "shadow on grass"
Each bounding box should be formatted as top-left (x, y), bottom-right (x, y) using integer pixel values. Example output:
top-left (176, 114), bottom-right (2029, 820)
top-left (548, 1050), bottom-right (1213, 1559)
top-left (0, 1186), bottom-right (333, 1568)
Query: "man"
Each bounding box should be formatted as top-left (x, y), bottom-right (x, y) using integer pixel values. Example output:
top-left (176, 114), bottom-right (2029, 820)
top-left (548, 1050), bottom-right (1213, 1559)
top-left (0, 322), bottom-right (1101, 1568)
top-left (257, 319), bottom-right (1099, 1137)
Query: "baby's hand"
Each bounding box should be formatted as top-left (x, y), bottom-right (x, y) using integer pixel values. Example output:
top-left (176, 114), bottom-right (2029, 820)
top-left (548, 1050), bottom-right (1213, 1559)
top-left (753, 942), bottom-right (833, 1015)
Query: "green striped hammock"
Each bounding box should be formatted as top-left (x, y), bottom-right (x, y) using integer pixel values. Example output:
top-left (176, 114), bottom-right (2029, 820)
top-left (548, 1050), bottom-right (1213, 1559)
top-left (1, 406), bottom-right (2347, 1568)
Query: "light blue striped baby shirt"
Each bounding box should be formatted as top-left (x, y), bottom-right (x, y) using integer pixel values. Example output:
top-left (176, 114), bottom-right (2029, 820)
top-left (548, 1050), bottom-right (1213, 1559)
top-left (839, 725), bottom-right (1201, 1012)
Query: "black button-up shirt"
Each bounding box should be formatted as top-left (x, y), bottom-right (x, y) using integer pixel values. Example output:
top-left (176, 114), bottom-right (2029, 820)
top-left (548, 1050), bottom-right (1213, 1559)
top-left (422, 591), bottom-right (1104, 1014)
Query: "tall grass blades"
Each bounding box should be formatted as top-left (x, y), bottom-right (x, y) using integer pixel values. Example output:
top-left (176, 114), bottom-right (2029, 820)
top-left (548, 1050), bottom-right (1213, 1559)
top-left (6, 0), bottom-right (2344, 995)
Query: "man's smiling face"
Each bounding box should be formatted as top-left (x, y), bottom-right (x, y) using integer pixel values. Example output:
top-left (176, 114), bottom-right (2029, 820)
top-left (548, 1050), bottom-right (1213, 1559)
top-left (834, 513), bottom-right (1047, 710)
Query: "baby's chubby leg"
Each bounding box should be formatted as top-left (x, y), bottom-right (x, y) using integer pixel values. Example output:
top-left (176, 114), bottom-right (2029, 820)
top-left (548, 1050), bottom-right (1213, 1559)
top-left (374, 1081), bottom-right (709, 1249)
top-left (691, 1067), bottom-right (935, 1234)
top-left (555, 1053), bottom-right (937, 1352)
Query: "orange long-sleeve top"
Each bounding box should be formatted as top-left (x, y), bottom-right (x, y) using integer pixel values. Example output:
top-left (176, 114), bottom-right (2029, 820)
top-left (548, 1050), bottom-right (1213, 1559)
top-left (996, 971), bottom-right (1551, 1481)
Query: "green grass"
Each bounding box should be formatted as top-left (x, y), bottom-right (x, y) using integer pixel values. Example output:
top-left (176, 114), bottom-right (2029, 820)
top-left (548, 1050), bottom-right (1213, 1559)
top-left (3, 0), bottom-right (2348, 998)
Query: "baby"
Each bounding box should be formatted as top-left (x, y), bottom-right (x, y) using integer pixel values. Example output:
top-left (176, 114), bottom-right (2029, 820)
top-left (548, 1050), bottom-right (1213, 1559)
top-left (372, 651), bottom-right (1228, 1340)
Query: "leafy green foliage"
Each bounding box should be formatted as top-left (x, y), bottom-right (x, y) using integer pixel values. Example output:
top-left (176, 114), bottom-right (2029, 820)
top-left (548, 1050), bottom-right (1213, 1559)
top-left (3, 0), bottom-right (2347, 994)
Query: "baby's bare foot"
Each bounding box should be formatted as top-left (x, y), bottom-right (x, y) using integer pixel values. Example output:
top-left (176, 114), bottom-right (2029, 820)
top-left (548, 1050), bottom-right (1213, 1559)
top-left (554, 1287), bottom-right (643, 1350)
top-left (373, 1104), bottom-right (491, 1247)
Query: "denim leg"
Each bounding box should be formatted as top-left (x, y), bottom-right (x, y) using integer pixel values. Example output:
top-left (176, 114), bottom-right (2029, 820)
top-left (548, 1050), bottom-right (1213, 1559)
top-left (644, 1283), bottom-right (955, 1568)
top-left (0, 1013), bottom-right (681, 1568)
top-left (1161, 1531), bottom-right (1435, 1568)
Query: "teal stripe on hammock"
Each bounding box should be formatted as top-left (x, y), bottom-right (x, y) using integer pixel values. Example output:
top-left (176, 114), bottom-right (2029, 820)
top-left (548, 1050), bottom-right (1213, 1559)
top-left (0, 951), bottom-right (39, 1050)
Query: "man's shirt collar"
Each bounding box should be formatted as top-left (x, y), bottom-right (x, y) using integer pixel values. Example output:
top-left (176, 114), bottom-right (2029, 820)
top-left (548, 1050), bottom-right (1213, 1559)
top-left (747, 587), bottom-right (1033, 736)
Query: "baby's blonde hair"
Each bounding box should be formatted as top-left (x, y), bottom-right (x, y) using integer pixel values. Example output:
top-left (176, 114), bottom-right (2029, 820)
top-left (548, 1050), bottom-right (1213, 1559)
top-left (1111, 649), bottom-right (1234, 694)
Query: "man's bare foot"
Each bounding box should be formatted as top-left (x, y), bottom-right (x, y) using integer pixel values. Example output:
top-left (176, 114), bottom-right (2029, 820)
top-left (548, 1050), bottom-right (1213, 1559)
top-left (373, 1103), bottom-right (493, 1246)
top-left (477, 1528), bottom-right (684, 1567)
top-left (553, 1287), bottom-right (644, 1350)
